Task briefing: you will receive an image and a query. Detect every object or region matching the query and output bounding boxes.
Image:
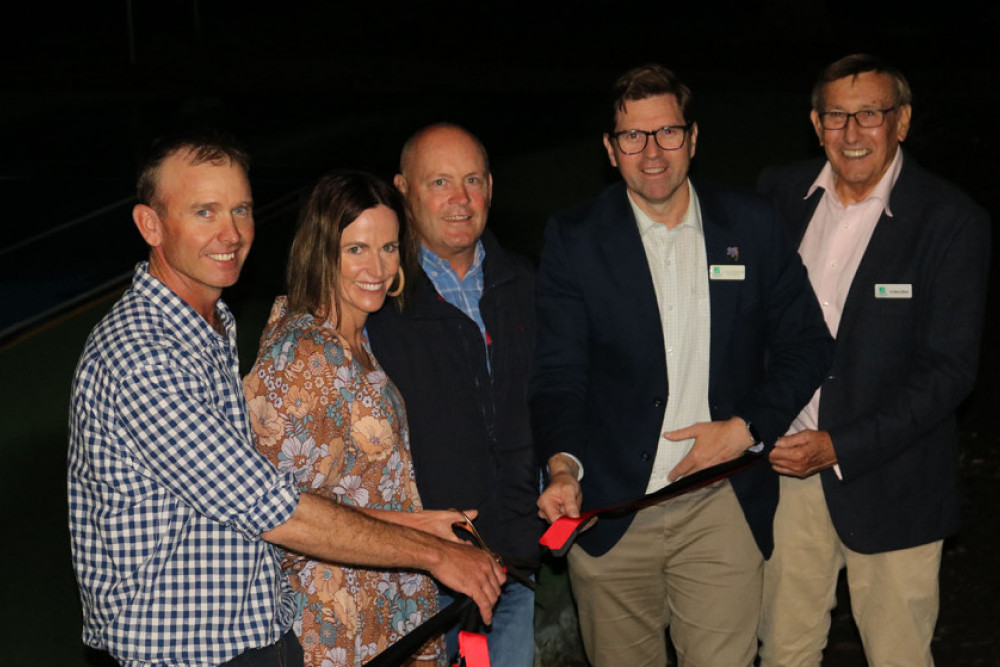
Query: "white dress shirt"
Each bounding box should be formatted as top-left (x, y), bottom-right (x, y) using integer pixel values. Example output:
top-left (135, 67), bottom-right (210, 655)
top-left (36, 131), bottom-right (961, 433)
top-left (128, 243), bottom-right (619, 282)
top-left (627, 183), bottom-right (713, 492)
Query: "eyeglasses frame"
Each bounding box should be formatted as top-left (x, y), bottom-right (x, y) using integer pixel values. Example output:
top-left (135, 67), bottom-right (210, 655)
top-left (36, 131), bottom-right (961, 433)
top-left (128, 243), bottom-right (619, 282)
top-left (610, 124), bottom-right (693, 154)
top-left (817, 106), bottom-right (897, 130)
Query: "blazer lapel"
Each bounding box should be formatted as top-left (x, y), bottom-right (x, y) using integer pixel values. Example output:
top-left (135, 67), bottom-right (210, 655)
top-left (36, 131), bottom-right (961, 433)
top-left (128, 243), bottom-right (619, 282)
top-left (790, 189), bottom-right (823, 245)
top-left (699, 219), bottom-right (742, 395)
top-left (837, 209), bottom-right (902, 339)
top-left (596, 190), bottom-right (664, 344)
top-left (837, 156), bottom-right (919, 339)
top-left (699, 190), bottom-right (743, 397)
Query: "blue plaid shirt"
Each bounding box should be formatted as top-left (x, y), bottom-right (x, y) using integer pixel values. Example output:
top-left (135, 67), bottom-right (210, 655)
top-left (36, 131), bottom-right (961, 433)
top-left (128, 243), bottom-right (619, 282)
top-left (420, 241), bottom-right (490, 368)
top-left (67, 263), bottom-right (300, 666)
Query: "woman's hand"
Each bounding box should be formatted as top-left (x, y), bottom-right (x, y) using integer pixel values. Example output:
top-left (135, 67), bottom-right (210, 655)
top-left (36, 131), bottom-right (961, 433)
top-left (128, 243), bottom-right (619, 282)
top-left (358, 507), bottom-right (477, 543)
top-left (410, 508), bottom-right (478, 543)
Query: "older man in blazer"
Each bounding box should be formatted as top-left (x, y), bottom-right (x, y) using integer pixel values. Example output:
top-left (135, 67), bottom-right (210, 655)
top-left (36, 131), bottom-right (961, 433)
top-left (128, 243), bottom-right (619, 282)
top-left (756, 55), bottom-right (991, 667)
top-left (532, 64), bottom-right (833, 667)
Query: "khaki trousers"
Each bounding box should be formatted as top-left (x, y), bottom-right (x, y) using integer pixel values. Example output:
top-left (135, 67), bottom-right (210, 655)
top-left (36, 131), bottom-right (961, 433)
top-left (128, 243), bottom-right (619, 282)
top-left (759, 474), bottom-right (942, 667)
top-left (568, 481), bottom-right (762, 667)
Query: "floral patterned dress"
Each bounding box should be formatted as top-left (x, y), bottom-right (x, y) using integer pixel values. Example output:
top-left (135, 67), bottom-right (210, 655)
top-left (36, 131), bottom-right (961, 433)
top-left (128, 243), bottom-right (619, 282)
top-left (244, 298), bottom-right (443, 667)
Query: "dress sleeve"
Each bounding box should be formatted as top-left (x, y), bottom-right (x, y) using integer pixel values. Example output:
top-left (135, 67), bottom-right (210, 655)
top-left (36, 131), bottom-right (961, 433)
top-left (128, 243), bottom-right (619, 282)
top-left (244, 323), bottom-right (356, 571)
top-left (244, 324), bottom-right (350, 498)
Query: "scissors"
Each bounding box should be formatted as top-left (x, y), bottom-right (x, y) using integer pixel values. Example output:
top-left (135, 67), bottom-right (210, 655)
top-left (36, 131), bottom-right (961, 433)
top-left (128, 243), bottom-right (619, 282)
top-left (452, 509), bottom-right (534, 588)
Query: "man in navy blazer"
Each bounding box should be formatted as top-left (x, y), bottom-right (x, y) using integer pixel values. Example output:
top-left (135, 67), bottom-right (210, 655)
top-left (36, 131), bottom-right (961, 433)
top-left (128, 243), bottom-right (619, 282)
top-left (532, 64), bottom-right (832, 666)
top-left (756, 55), bottom-right (991, 667)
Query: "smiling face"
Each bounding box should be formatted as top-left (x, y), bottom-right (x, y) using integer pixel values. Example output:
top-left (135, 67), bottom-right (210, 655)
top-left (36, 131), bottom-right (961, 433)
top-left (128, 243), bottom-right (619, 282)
top-left (604, 93), bottom-right (697, 227)
top-left (334, 204), bottom-right (400, 335)
top-left (133, 149), bottom-right (254, 320)
top-left (811, 71), bottom-right (911, 205)
top-left (394, 126), bottom-right (491, 278)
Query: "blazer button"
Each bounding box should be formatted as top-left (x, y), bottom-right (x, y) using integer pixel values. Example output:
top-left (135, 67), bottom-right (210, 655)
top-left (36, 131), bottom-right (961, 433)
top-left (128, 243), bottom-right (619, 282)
top-left (652, 398), bottom-right (665, 409)
top-left (641, 452), bottom-right (651, 462)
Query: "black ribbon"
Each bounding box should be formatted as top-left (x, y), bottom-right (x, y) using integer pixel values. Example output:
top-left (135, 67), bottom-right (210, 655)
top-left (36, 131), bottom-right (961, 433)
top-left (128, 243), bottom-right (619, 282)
top-left (365, 595), bottom-right (475, 667)
top-left (541, 449), bottom-right (766, 556)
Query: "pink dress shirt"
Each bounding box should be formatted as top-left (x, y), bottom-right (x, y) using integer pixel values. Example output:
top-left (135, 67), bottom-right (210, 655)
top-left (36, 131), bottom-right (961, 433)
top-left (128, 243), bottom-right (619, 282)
top-left (788, 151), bottom-right (904, 478)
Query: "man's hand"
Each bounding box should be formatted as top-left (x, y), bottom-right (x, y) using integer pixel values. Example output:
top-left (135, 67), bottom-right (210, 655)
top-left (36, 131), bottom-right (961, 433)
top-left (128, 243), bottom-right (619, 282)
top-left (264, 494), bottom-right (504, 622)
top-left (429, 540), bottom-right (506, 624)
top-left (537, 453), bottom-right (582, 524)
top-left (665, 417), bottom-right (754, 482)
top-left (769, 429), bottom-right (837, 477)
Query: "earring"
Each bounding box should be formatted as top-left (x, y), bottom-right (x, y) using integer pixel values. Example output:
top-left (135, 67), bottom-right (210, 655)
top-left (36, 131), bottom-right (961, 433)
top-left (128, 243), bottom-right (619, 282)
top-left (387, 266), bottom-right (405, 297)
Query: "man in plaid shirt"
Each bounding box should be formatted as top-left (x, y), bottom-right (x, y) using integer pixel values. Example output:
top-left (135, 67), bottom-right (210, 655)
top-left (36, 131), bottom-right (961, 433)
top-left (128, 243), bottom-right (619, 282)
top-left (67, 135), bottom-right (504, 667)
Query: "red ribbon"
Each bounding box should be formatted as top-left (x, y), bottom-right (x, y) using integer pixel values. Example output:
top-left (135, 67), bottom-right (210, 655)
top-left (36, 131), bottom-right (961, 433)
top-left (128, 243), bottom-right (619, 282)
top-left (452, 630), bottom-right (490, 667)
top-left (539, 511), bottom-right (598, 555)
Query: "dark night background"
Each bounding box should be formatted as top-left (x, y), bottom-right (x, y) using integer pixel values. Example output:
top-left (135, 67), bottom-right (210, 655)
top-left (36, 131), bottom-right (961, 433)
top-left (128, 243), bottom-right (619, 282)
top-left (1, 2), bottom-right (997, 665)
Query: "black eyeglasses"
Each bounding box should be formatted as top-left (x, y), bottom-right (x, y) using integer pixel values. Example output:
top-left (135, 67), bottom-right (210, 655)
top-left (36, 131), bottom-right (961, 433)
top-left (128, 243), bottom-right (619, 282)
top-left (817, 107), bottom-right (896, 130)
top-left (610, 125), bottom-right (692, 154)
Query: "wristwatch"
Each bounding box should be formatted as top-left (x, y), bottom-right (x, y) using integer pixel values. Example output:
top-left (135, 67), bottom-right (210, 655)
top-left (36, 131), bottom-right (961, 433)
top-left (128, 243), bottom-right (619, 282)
top-left (742, 418), bottom-right (762, 446)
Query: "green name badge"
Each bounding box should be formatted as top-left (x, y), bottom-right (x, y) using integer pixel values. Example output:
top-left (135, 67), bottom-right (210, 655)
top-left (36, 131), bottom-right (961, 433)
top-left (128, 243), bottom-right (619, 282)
top-left (709, 265), bottom-right (746, 281)
top-left (874, 283), bottom-right (913, 299)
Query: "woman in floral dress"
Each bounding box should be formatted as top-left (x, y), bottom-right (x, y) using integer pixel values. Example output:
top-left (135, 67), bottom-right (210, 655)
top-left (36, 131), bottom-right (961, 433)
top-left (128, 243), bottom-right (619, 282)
top-left (244, 170), bottom-right (465, 666)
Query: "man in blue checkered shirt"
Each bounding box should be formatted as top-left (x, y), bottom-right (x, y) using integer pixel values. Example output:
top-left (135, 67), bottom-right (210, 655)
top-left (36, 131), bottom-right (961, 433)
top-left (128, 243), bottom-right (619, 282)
top-left (67, 135), bottom-right (505, 667)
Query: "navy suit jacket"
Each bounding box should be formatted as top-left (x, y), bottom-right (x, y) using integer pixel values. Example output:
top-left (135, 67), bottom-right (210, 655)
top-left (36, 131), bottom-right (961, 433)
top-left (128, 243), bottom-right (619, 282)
top-left (759, 154), bottom-right (991, 553)
top-left (531, 180), bottom-right (833, 558)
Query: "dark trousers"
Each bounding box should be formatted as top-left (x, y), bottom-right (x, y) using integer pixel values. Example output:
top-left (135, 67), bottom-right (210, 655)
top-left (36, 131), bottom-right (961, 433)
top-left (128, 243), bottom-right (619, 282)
top-left (220, 630), bottom-right (304, 667)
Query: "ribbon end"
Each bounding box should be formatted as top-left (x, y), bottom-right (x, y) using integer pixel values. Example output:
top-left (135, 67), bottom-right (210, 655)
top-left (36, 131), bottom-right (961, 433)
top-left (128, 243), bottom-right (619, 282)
top-left (540, 515), bottom-right (593, 557)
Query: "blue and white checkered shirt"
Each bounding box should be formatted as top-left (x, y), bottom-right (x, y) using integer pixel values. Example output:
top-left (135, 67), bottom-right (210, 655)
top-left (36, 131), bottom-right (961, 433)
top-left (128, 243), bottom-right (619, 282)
top-left (67, 262), bottom-right (300, 666)
top-left (419, 241), bottom-right (490, 367)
